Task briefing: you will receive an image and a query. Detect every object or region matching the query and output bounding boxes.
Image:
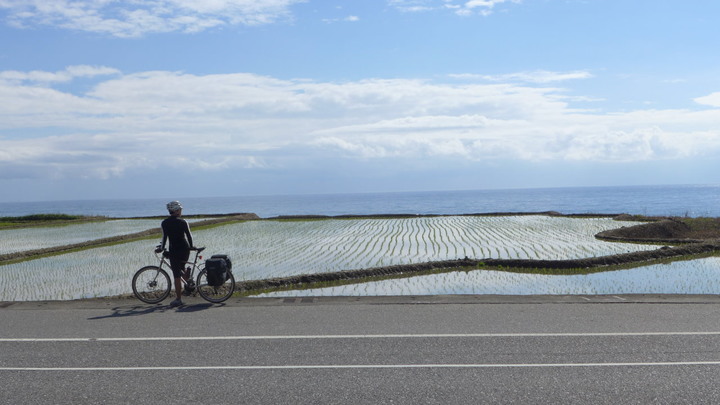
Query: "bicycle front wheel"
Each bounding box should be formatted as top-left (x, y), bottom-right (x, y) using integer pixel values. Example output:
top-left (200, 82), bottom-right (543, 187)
top-left (132, 266), bottom-right (171, 304)
top-left (197, 269), bottom-right (235, 303)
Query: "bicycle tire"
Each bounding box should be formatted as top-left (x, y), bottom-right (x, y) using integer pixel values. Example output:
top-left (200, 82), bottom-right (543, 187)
top-left (196, 268), bottom-right (235, 303)
top-left (132, 266), bottom-right (172, 304)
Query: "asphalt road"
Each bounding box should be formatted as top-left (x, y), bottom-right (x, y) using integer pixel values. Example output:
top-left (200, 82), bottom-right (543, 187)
top-left (3, 294), bottom-right (720, 404)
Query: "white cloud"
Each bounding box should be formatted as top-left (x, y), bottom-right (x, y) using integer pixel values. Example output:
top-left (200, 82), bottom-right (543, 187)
top-left (1, 67), bottom-right (720, 180)
top-left (387, 0), bottom-right (434, 13)
top-left (0, 0), bottom-right (305, 37)
top-left (322, 15), bottom-right (359, 23)
top-left (450, 70), bottom-right (594, 83)
top-left (463, 0), bottom-right (516, 8)
top-left (390, 0), bottom-right (520, 16)
top-left (457, 0), bottom-right (520, 16)
top-left (0, 65), bottom-right (119, 83)
top-left (0, 0), bottom-right (517, 36)
top-left (695, 92), bottom-right (720, 107)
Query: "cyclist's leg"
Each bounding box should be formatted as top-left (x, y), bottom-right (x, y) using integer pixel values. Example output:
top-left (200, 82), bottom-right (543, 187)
top-left (174, 276), bottom-right (182, 299)
top-left (169, 250), bottom-right (190, 302)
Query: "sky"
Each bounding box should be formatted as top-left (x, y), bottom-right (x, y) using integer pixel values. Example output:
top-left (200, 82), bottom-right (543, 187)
top-left (1, 0), bottom-right (720, 203)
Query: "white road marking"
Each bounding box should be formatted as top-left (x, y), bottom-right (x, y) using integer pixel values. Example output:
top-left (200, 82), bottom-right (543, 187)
top-left (2, 331), bottom-right (720, 342)
top-left (4, 361), bottom-right (720, 371)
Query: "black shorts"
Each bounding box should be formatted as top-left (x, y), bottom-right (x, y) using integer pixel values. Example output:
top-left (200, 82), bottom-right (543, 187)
top-left (168, 250), bottom-right (190, 278)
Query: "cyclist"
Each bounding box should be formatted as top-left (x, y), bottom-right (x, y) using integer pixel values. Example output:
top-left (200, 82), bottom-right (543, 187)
top-left (156, 200), bottom-right (195, 307)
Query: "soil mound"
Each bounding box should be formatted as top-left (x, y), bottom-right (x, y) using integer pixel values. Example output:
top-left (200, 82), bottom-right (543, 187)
top-left (597, 219), bottom-right (695, 243)
top-left (596, 217), bottom-right (720, 244)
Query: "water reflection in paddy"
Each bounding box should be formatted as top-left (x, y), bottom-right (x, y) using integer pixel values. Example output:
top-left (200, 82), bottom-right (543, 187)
top-left (257, 257), bottom-right (720, 297)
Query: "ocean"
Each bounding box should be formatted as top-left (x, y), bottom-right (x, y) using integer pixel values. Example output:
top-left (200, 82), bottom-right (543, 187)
top-left (1, 184), bottom-right (719, 219)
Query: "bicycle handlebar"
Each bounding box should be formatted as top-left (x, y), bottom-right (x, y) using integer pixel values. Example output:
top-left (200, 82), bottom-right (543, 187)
top-left (155, 245), bottom-right (205, 251)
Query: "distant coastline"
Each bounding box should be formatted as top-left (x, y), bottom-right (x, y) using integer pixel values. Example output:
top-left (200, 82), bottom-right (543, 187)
top-left (1, 184), bottom-right (719, 218)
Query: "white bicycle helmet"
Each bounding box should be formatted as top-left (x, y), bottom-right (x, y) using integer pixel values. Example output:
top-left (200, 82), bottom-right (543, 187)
top-left (166, 200), bottom-right (183, 213)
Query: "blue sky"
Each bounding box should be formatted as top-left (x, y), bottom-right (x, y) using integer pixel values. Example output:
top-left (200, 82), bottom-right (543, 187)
top-left (1, 0), bottom-right (720, 202)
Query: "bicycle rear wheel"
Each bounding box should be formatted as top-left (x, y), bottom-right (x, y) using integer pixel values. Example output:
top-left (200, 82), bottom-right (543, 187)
top-left (196, 269), bottom-right (235, 303)
top-left (132, 266), bottom-right (171, 304)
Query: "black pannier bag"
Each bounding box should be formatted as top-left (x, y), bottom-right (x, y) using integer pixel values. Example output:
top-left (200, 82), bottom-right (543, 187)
top-left (210, 254), bottom-right (232, 272)
top-left (205, 255), bottom-right (231, 287)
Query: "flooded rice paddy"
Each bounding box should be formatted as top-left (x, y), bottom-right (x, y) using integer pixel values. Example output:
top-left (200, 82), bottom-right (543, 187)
top-left (0, 216), bottom-right (717, 301)
top-left (257, 257), bottom-right (720, 297)
top-left (0, 218), bottom-right (209, 256)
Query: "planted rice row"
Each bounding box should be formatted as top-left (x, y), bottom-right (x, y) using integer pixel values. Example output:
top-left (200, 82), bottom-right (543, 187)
top-left (0, 216), bottom-right (655, 301)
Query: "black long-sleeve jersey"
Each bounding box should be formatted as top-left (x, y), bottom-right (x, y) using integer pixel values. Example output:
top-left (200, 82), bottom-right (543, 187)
top-left (160, 216), bottom-right (193, 253)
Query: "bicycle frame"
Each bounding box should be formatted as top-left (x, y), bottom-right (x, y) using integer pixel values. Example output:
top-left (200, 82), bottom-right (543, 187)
top-left (155, 246), bottom-right (206, 284)
top-left (134, 245), bottom-right (234, 304)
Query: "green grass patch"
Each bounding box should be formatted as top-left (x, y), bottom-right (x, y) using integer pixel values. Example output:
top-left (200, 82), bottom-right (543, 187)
top-left (0, 214), bottom-right (106, 230)
top-left (663, 216), bottom-right (720, 233)
top-left (6, 214), bottom-right (83, 221)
